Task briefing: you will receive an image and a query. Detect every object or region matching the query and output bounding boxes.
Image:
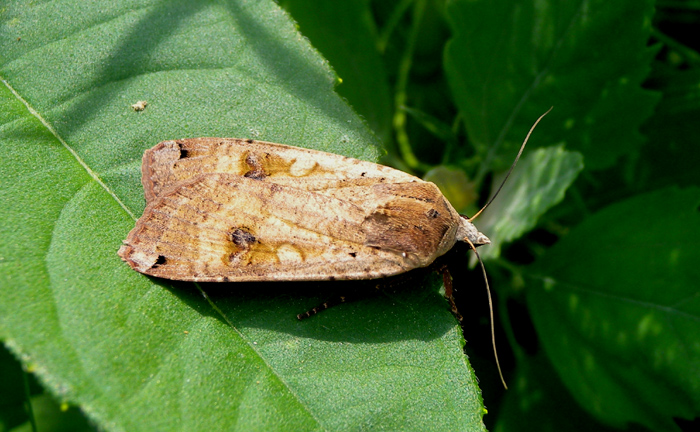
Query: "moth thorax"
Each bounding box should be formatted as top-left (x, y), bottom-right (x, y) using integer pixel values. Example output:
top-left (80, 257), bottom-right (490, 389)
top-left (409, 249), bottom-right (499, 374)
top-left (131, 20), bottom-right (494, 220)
top-left (456, 216), bottom-right (490, 246)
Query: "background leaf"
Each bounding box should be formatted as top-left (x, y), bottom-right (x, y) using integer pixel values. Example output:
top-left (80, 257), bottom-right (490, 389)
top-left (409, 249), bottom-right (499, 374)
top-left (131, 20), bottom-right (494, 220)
top-left (493, 351), bottom-right (624, 432)
top-left (477, 146), bottom-right (584, 260)
top-left (640, 66), bottom-right (700, 190)
top-left (444, 0), bottom-right (659, 172)
top-left (526, 187), bottom-right (700, 430)
top-left (0, 347), bottom-right (28, 431)
top-left (280, 0), bottom-right (394, 144)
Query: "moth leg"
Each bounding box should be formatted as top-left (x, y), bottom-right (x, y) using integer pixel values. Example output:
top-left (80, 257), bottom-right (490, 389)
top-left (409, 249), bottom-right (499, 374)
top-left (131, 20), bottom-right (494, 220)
top-left (296, 270), bottom-right (433, 320)
top-left (297, 276), bottom-right (411, 320)
top-left (296, 295), bottom-right (350, 320)
top-left (439, 265), bottom-right (464, 323)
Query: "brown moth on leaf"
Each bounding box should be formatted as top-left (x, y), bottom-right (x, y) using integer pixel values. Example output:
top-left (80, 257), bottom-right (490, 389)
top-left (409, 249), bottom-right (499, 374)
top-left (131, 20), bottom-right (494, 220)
top-left (118, 138), bottom-right (491, 282)
top-left (119, 111), bottom-right (549, 390)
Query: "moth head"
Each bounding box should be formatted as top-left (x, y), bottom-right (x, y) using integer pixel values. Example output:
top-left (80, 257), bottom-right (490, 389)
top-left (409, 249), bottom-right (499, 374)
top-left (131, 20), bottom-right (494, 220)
top-left (456, 215), bottom-right (490, 246)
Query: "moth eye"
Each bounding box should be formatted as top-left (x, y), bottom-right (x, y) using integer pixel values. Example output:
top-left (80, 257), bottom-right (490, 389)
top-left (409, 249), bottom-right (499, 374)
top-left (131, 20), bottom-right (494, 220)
top-left (426, 209), bottom-right (440, 218)
top-left (349, 252), bottom-right (357, 258)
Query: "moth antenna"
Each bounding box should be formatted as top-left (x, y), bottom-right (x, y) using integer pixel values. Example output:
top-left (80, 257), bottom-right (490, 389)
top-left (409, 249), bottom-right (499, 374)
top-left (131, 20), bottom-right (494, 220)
top-left (464, 237), bottom-right (507, 390)
top-left (463, 108), bottom-right (552, 387)
top-left (469, 107), bottom-right (553, 222)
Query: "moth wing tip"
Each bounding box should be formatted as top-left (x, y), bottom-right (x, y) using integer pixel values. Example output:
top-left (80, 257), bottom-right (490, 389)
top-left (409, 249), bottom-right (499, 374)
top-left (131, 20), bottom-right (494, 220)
top-left (118, 246), bottom-right (161, 273)
top-left (117, 244), bottom-right (131, 259)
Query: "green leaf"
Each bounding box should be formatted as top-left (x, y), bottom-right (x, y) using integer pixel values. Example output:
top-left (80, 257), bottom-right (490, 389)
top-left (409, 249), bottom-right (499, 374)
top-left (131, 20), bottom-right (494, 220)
top-left (444, 0), bottom-right (660, 171)
top-left (0, 1), bottom-right (486, 431)
top-left (640, 66), bottom-right (700, 189)
top-left (10, 394), bottom-right (96, 432)
top-left (476, 146), bottom-right (584, 260)
top-left (402, 105), bottom-right (458, 146)
top-left (525, 187), bottom-right (700, 430)
top-left (0, 346), bottom-right (28, 431)
top-left (494, 351), bottom-right (623, 432)
top-left (280, 0), bottom-right (393, 144)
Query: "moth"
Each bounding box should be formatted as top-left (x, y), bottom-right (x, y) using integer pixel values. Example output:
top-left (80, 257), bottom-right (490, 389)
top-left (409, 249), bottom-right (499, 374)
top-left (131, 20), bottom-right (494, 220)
top-left (119, 112), bottom-right (548, 389)
top-left (118, 138), bottom-right (492, 282)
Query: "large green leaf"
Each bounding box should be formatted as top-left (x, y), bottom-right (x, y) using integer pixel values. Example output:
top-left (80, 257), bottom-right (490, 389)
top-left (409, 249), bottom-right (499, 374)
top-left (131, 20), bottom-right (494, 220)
top-left (526, 187), bottom-right (700, 430)
top-left (0, 1), bottom-right (487, 431)
top-left (444, 0), bottom-right (660, 172)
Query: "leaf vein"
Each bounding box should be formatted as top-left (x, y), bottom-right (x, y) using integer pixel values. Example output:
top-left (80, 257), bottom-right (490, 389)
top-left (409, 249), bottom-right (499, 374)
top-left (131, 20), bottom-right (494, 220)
top-left (1, 78), bottom-right (136, 220)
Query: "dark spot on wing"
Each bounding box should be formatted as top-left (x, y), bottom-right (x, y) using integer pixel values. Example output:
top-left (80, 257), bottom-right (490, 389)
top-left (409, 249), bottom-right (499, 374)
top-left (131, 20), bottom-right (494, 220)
top-left (244, 153), bottom-right (267, 180)
top-left (244, 170), bottom-right (266, 180)
top-left (177, 142), bottom-right (189, 159)
top-left (226, 227), bottom-right (257, 265)
top-left (152, 255), bottom-right (167, 268)
top-left (426, 209), bottom-right (440, 218)
top-left (230, 228), bottom-right (256, 246)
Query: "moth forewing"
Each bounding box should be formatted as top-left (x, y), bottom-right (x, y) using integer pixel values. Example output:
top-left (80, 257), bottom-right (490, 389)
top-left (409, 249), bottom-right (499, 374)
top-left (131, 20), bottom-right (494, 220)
top-left (140, 138), bottom-right (417, 202)
top-left (119, 139), bottom-right (490, 283)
